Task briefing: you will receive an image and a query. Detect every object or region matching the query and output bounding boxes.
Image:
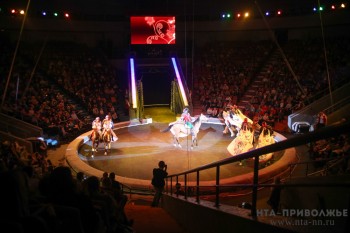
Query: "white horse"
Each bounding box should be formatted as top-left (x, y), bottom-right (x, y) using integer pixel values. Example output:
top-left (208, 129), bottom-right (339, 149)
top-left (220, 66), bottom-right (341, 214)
top-left (166, 114), bottom-right (208, 149)
top-left (223, 108), bottom-right (253, 137)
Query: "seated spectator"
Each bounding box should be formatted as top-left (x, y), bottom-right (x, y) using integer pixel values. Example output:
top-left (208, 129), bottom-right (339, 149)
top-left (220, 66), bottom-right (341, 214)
top-left (39, 166), bottom-right (103, 233)
top-left (109, 172), bottom-right (133, 227)
top-left (83, 176), bottom-right (121, 232)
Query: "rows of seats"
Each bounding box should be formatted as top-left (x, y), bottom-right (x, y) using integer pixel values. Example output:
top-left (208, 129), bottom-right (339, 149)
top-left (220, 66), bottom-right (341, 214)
top-left (0, 40), bottom-right (129, 144)
top-left (191, 37), bottom-right (350, 130)
top-left (0, 139), bottom-right (134, 233)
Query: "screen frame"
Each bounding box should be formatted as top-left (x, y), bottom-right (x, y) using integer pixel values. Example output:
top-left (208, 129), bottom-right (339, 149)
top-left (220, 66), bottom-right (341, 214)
top-left (130, 16), bottom-right (176, 45)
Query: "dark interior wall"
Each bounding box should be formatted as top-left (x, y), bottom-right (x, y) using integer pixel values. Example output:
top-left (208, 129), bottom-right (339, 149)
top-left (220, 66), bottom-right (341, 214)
top-left (140, 71), bottom-right (172, 106)
top-left (1, 11), bottom-right (349, 57)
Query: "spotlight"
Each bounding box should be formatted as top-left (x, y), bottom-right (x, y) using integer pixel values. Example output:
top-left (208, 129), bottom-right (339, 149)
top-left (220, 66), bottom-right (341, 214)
top-left (42, 11), bottom-right (47, 16)
top-left (265, 11), bottom-right (270, 16)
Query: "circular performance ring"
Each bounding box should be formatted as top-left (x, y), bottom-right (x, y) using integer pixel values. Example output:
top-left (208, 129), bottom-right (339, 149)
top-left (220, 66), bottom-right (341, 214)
top-left (65, 120), bottom-right (297, 190)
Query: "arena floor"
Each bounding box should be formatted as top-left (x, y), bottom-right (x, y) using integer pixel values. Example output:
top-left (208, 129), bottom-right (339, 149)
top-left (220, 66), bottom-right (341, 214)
top-left (76, 107), bottom-right (286, 185)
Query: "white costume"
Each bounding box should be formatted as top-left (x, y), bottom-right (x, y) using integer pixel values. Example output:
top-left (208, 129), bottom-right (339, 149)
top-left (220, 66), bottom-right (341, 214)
top-left (255, 128), bottom-right (275, 162)
top-left (90, 117), bottom-right (102, 139)
top-left (227, 128), bottom-right (254, 156)
top-left (222, 110), bottom-right (235, 137)
top-left (92, 119), bottom-right (102, 131)
top-left (102, 115), bottom-right (118, 142)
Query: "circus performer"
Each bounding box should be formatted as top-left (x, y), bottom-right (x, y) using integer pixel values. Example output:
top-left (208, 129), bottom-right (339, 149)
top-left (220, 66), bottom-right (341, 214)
top-left (227, 118), bottom-right (254, 157)
top-left (252, 116), bottom-right (261, 144)
top-left (315, 111), bottom-right (327, 130)
top-left (222, 107), bottom-right (236, 137)
top-left (180, 107), bottom-right (193, 129)
top-left (167, 107), bottom-right (193, 128)
top-left (255, 121), bottom-right (275, 162)
top-left (90, 117), bottom-right (102, 140)
top-left (102, 115), bottom-right (118, 142)
top-left (231, 105), bottom-right (253, 125)
top-left (240, 118), bottom-right (250, 131)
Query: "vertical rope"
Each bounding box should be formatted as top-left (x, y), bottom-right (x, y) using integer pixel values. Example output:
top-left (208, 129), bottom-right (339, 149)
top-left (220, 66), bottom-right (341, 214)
top-left (191, 0), bottom-right (195, 94)
top-left (21, 36), bottom-right (48, 100)
top-left (317, 0), bottom-right (334, 109)
top-left (1, 0), bottom-right (31, 112)
top-left (254, 0), bottom-right (306, 97)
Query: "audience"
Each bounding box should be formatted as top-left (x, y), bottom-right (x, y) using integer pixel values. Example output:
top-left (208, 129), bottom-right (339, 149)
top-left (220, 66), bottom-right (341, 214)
top-left (0, 138), bottom-right (135, 233)
top-left (0, 34), bottom-right (349, 233)
top-left (192, 38), bottom-right (350, 133)
top-left (0, 41), bottom-right (128, 144)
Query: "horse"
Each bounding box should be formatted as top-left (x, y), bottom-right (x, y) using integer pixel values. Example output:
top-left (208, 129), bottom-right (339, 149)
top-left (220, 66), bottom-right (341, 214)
top-left (168, 113), bottom-right (208, 149)
top-left (222, 110), bottom-right (239, 137)
top-left (101, 128), bottom-right (112, 155)
top-left (91, 130), bottom-right (101, 157)
top-left (223, 108), bottom-right (254, 137)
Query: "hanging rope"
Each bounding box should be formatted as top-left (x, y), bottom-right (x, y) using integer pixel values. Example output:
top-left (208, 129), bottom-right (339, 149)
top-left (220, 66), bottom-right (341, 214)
top-left (254, 0), bottom-right (306, 97)
top-left (1, 0), bottom-right (31, 112)
top-left (21, 36), bottom-right (48, 101)
top-left (191, 0), bottom-right (195, 96)
top-left (317, 0), bottom-right (334, 109)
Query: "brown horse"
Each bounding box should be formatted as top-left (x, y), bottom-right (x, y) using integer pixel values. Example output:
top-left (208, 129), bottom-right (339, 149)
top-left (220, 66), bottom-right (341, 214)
top-left (101, 128), bottom-right (112, 155)
top-left (91, 130), bottom-right (100, 157)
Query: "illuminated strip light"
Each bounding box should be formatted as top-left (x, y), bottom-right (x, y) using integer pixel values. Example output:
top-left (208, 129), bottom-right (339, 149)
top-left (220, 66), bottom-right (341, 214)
top-left (130, 58), bottom-right (137, 109)
top-left (171, 57), bottom-right (188, 106)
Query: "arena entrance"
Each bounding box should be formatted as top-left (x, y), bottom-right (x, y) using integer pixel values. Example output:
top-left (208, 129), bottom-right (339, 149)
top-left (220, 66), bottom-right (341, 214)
top-left (142, 72), bottom-right (172, 106)
top-left (137, 63), bottom-right (175, 122)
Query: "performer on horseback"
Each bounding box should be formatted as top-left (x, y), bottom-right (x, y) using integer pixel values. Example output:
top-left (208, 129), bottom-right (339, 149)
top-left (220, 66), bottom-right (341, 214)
top-left (222, 106), bottom-right (235, 137)
top-left (230, 104), bottom-right (240, 115)
top-left (90, 117), bottom-right (102, 140)
top-left (101, 115), bottom-right (118, 142)
top-left (180, 107), bottom-right (193, 129)
top-left (162, 107), bottom-right (194, 134)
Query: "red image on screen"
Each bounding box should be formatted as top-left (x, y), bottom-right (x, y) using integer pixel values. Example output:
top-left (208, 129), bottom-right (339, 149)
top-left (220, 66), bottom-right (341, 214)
top-left (130, 16), bottom-right (176, 45)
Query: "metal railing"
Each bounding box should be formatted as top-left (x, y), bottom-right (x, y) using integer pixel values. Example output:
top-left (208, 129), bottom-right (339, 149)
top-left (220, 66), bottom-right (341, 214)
top-left (165, 119), bottom-right (350, 217)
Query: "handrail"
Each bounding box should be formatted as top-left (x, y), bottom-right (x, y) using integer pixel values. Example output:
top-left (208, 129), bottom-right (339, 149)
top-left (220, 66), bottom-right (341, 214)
top-left (303, 77), bottom-right (350, 106)
top-left (324, 95), bottom-right (350, 115)
top-left (165, 119), bottom-right (350, 217)
top-left (289, 155), bottom-right (350, 178)
top-left (288, 157), bottom-right (334, 178)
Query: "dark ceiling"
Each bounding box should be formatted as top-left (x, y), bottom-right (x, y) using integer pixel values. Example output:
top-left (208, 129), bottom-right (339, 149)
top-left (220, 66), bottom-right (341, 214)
top-left (2, 0), bottom-right (339, 16)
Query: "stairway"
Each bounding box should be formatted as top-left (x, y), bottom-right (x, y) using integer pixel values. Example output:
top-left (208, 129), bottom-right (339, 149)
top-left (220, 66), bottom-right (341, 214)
top-left (191, 77), bottom-right (204, 116)
top-left (125, 195), bottom-right (187, 233)
top-left (237, 74), bottom-right (264, 111)
top-left (237, 50), bottom-right (280, 111)
top-left (191, 95), bottom-right (203, 116)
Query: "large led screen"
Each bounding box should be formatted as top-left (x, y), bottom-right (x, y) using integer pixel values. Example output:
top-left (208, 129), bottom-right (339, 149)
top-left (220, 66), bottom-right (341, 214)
top-left (130, 16), bottom-right (176, 45)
